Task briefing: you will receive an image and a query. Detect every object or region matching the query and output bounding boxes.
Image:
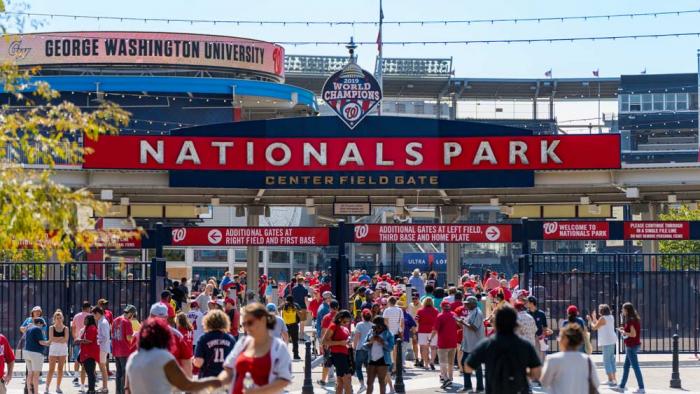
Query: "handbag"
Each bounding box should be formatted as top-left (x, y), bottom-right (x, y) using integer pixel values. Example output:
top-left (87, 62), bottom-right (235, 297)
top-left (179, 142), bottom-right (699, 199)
top-left (588, 357), bottom-right (599, 394)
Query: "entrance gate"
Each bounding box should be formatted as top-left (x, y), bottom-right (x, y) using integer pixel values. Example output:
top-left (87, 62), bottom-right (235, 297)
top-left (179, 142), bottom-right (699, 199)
top-left (524, 253), bottom-right (700, 354)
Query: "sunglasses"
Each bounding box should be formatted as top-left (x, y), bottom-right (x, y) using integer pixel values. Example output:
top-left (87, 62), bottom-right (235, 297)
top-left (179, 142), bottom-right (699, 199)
top-left (242, 318), bottom-right (258, 327)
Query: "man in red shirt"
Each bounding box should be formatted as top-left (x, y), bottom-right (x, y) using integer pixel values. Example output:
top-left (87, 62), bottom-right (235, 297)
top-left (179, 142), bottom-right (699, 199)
top-left (431, 300), bottom-right (458, 389)
top-left (159, 290), bottom-right (177, 324)
top-left (0, 332), bottom-right (15, 393)
top-left (111, 305), bottom-right (135, 394)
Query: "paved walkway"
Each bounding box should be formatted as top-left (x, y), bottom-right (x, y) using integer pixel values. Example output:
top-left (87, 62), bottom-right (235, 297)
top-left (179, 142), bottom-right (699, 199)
top-left (4, 350), bottom-right (699, 393)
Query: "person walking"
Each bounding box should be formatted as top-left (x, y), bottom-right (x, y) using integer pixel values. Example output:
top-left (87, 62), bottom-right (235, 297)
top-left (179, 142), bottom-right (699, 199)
top-left (432, 300), bottom-right (458, 388)
top-left (218, 302), bottom-right (293, 394)
top-left (194, 309), bottom-right (236, 378)
top-left (47, 309), bottom-right (69, 394)
top-left (125, 318), bottom-right (222, 394)
top-left (266, 303), bottom-right (290, 344)
top-left (24, 318), bottom-right (49, 394)
top-left (111, 305), bottom-right (136, 394)
top-left (71, 302), bottom-right (91, 389)
top-left (0, 331), bottom-right (15, 394)
top-left (363, 316), bottom-right (394, 394)
top-left (458, 296), bottom-right (484, 393)
top-left (588, 304), bottom-right (617, 386)
top-left (562, 305), bottom-right (589, 353)
top-left (465, 307), bottom-right (542, 394)
top-left (322, 310), bottom-right (354, 394)
top-left (408, 269), bottom-right (426, 298)
top-left (382, 296), bottom-right (404, 371)
top-left (291, 277), bottom-right (309, 340)
top-left (92, 307), bottom-right (111, 393)
top-left (526, 296), bottom-right (552, 363)
top-left (612, 302), bottom-right (645, 393)
top-left (281, 296), bottom-right (302, 359)
top-left (76, 315), bottom-right (99, 394)
top-left (415, 297), bottom-right (438, 370)
top-left (353, 310), bottom-right (374, 393)
top-left (540, 323), bottom-right (600, 394)
top-left (175, 312), bottom-right (195, 378)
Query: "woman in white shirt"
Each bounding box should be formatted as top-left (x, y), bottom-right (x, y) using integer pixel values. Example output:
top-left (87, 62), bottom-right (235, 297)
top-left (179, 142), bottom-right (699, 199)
top-left (125, 317), bottom-right (221, 394)
top-left (541, 323), bottom-right (599, 394)
top-left (589, 304), bottom-right (617, 386)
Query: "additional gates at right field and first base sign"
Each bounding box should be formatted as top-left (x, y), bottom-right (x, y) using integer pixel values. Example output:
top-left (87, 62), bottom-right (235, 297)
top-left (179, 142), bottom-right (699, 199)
top-left (524, 253), bottom-right (700, 354)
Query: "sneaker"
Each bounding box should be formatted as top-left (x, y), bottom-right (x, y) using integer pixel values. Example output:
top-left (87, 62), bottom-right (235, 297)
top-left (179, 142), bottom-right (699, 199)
top-left (358, 384), bottom-right (367, 393)
top-left (610, 387), bottom-right (625, 393)
top-left (72, 377), bottom-right (79, 385)
top-left (632, 390), bottom-right (645, 394)
top-left (316, 380), bottom-right (327, 386)
top-left (430, 363), bottom-right (436, 371)
top-left (56, 389), bottom-right (64, 394)
top-left (293, 356), bottom-right (302, 360)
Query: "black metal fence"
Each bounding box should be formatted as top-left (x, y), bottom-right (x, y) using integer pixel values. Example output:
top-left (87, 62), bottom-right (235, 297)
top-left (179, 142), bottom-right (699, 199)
top-left (0, 261), bottom-right (152, 354)
top-left (523, 253), bottom-right (700, 354)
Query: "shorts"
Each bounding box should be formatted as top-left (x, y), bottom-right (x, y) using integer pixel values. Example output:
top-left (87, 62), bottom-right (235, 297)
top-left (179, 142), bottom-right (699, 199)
top-left (331, 352), bottom-right (352, 377)
top-left (99, 351), bottom-right (108, 364)
top-left (49, 343), bottom-right (69, 357)
top-left (298, 309), bottom-right (308, 321)
top-left (72, 344), bottom-right (81, 361)
top-left (24, 350), bottom-right (44, 372)
top-left (417, 333), bottom-right (437, 346)
top-left (437, 348), bottom-right (456, 365)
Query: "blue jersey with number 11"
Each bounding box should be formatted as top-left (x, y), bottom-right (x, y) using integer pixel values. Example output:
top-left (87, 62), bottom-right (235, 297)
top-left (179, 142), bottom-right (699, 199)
top-left (194, 330), bottom-right (236, 378)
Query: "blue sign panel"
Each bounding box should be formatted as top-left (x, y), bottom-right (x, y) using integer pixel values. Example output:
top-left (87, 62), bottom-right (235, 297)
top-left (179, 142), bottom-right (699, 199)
top-left (402, 252), bottom-right (447, 273)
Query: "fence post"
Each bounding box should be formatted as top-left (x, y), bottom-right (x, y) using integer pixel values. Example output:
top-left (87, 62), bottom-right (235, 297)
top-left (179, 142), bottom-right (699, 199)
top-left (394, 338), bottom-right (406, 393)
top-left (670, 333), bottom-right (682, 388)
top-left (302, 341), bottom-right (314, 394)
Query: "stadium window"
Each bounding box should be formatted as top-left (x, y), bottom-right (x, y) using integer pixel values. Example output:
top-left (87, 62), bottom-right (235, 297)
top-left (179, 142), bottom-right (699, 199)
top-left (676, 93), bottom-right (688, 111)
top-left (620, 94), bottom-right (629, 112)
top-left (691, 93), bottom-right (699, 110)
top-left (194, 249), bottom-right (227, 262)
top-left (629, 94), bottom-right (641, 112)
top-left (269, 251), bottom-right (289, 263)
top-left (664, 93), bottom-right (676, 111)
top-left (415, 102), bottom-right (425, 114)
top-left (396, 103), bottom-right (406, 113)
top-left (652, 94), bottom-right (664, 111)
top-left (641, 94), bottom-right (652, 112)
top-left (234, 249), bottom-right (247, 262)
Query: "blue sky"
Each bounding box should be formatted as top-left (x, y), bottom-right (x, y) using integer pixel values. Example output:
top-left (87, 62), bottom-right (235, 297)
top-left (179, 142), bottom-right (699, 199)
top-left (10, 0), bottom-right (700, 78)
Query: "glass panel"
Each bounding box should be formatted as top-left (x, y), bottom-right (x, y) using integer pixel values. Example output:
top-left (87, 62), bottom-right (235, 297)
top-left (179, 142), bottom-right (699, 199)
top-left (690, 93), bottom-right (699, 110)
top-left (664, 93), bottom-right (675, 111)
top-left (193, 249), bottom-right (227, 262)
top-left (620, 95), bottom-right (629, 112)
top-left (629, 94), bottom-right (641, 112)
top-left (234, 249), bottom-right (247, 262)
top-left (294, 252), bottom-right (307, 265)
top-left (641, 94), bottom-right (652, 111)
top-left (163, 248), bottom-right (185, 261)
top-left (269, 251), bottom-right (289, 263)
top-left (396, 103), bottom-right (406, 113)
top-left (676, 93), bottom-right (688, 110)
top-left (652, 94), bottom-right (664, 111)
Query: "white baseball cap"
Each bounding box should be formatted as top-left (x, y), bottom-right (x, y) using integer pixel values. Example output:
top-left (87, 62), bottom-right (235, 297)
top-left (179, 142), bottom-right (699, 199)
top-left (149, 303), bottom-right (168, 318)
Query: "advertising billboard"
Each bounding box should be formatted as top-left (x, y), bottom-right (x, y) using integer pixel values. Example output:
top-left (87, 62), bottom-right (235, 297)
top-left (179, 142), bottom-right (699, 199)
top-left (0, 31), bottom-right (285, 79)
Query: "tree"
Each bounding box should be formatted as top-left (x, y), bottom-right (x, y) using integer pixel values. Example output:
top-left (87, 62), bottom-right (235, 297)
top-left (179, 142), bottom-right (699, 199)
top-left (657, 205), bottom-right (700, 269)
top-left (0, 6), bottom-right (133, 262)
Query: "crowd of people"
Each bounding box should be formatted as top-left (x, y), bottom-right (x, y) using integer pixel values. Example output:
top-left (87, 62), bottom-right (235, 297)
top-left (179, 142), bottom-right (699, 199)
top-left (0, 268), bottom-right (648, 394)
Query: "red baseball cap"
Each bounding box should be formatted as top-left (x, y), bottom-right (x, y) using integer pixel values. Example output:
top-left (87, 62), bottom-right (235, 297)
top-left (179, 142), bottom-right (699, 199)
top-left (225, 298), bottom-right (236, 305)
top-left (514, 300), bottom-right (526, 310)
top-left (361, 308), bottom-right (372, 317)
top-left (440, 300), bottom-right (451, 309)
top-left (567, 305), bottom-right (579, 315)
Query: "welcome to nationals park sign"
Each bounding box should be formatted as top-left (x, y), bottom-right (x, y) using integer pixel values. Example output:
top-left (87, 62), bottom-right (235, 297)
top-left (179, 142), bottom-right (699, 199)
top-left (84, 116), bottom-right (621, 189)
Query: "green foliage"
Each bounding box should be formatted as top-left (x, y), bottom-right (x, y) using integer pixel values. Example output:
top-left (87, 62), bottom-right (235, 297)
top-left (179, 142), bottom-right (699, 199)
top-left (657, 206), bottom-right (700, 269)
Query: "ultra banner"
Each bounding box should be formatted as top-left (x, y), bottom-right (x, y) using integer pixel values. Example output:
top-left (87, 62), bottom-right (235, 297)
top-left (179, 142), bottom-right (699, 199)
top-left (84, 133), bottom-right (621, 189)
top-left (353, 224), bottom-right (512, 243)
top-left (169, 226), bottom-right (330, 246)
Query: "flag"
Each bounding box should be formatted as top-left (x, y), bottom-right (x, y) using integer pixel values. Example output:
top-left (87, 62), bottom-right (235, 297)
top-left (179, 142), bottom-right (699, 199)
top-left (544, 69), bottom-right (552, 77)
top-left (641, 68), bottom-right (647, 74)
top-left (592, 69), bottom-right (599, 77)
top-left (377, 1), bottom-right (384, 52)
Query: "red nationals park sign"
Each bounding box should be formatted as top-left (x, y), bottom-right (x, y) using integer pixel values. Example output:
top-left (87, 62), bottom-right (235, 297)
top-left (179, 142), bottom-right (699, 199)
top-left (353, 224), bottom-right (512, 243)
top-left (623, 221), bottom-right (690, 240)
top-left (170, 227), bottom-right (330, 246)
top-left (542, 221), bottom-right (610, 240)
top-left (84, 134), bottom-right (620, 172)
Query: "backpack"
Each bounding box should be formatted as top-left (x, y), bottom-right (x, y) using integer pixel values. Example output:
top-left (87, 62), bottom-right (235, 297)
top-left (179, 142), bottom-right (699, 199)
top-left (282, 305), bottom-right (299, 325)
top-left (489, 343), bottom-right (529, 394)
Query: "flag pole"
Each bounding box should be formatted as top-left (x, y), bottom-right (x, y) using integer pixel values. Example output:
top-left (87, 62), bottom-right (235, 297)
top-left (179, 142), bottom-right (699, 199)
top-left (377, 0), bottom-right (384, 116)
